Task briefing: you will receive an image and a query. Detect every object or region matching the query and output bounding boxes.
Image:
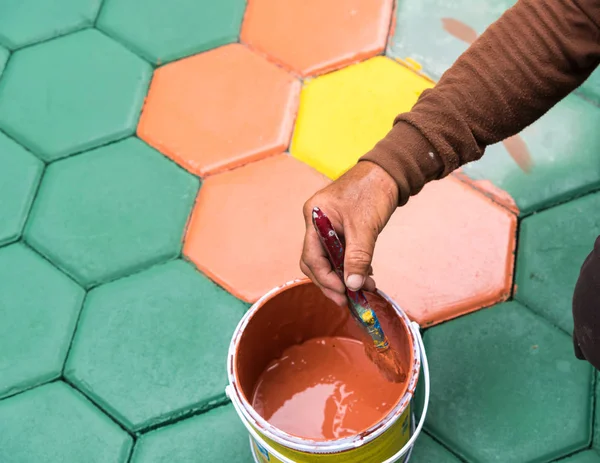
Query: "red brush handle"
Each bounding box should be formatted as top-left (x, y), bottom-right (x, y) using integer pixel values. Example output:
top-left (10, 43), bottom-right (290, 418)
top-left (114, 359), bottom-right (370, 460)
top-left (311, 207), bottom-right (345, 278)
top-left (311, 207), bottom-right (371, 309)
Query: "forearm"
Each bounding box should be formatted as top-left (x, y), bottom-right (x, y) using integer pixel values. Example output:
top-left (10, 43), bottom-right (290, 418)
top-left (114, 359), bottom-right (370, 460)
top-left (363, 0), bottom-right (600, 204)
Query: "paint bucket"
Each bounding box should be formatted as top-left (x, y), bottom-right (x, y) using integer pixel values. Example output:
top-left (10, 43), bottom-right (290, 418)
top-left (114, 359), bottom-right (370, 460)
top-left (226, 279), bottom-right (430, 463)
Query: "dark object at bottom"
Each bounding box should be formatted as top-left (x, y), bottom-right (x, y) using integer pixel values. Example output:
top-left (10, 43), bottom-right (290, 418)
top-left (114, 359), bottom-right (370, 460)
top-left (572, 235), bottom-right (600, 370)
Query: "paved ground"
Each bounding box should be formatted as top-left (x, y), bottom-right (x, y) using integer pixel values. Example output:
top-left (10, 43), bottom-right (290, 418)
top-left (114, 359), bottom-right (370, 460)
top-left (0, 1), bottom-right (599, 462)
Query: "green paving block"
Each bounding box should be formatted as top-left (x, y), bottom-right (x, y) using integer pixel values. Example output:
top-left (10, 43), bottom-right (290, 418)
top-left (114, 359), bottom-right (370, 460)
top-left (0, 0), bottom-right (102, 49)
top-left (64, 259), bottom-right (247, 431)
top-left (558, 451), bottom-right (600, 463)
top-left (577, 67), bottom-right (600, 106)
top-left (515, 191), bottom-right (600, 333)
top-left (387, 0), bottom-right (515, 80)
top-left (97, 0), bottom-right (246, 65)
top-left (0, 29), bottom-right (151, 162)
top-left (131, 405), bottom-right (253, 462)
top-left (410, 433), bottom-right (462, 463)
top-left (462, 94), bottom-right (600, 214)
top-left (0, 132), bottom-right (43, 246)
top-left (0, 382), bottom-right (132, 463)
top-left (424, 301), bottom-right (593, 463)
top-left (24, 137), bottom-right (199, 287)
top-left (0, 46), bottom-right (8, 76)
top-left (0, 243), bottom-right (84, 398)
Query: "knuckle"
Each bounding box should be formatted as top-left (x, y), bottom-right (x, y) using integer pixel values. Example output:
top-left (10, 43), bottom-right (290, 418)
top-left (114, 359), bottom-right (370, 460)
top-left (303, 196), bottom-right (317, 218)
top-left (346, 248), bottom-right (373, 267)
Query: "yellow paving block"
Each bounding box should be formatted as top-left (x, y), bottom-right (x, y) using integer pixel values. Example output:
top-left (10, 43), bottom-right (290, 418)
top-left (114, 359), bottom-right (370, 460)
top-left (291, 56), bottom-right (433, 179)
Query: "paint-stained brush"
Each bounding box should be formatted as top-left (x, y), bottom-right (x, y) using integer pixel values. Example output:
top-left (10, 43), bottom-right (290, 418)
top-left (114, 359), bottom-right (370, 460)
top-left (312, 207), bottom-right (406, 383)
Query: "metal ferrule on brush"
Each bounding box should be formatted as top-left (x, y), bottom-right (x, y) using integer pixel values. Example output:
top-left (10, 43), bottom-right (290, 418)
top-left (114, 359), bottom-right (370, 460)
top-left (347, 296), bottom-right (390, 351)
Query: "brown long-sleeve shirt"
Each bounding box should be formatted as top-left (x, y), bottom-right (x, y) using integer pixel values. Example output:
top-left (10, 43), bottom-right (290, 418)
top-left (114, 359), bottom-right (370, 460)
top-left (362, 0), bottom-right (600, 205)
top-left (361, 0), bottom-right (600, 367)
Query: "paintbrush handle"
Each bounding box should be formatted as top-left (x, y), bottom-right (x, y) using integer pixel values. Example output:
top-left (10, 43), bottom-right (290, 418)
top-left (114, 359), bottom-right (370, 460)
top-left (311, 207), bottom-right (389, 350)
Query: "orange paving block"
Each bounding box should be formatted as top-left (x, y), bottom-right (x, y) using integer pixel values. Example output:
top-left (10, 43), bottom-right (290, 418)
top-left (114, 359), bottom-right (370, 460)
top-left (241, 0), bottom-right (393, 77)
top-left (373, 177), bottom-right (516, 327)
top-left (138, 44), bottom-right (300, 177)
top-left (454, 171), bottom-right (520, 216)
top-left (183, 154), bottom-right (330, 302)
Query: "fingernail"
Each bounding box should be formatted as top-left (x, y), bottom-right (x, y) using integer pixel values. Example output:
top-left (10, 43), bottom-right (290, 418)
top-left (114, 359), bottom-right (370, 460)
top-left (346, 274), bottom-right (365, 291)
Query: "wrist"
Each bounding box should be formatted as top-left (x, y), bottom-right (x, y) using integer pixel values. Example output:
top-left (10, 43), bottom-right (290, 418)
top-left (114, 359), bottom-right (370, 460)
top-left (354, 160), bottom-right (399, 208)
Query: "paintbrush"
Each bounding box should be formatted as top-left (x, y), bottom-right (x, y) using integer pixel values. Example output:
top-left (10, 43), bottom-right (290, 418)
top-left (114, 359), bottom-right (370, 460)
top-left (312, 207), bottom-right (406, 383)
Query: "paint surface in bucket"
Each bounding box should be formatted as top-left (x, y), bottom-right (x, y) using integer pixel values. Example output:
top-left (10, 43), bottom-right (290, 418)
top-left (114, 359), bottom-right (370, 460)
top-left (252, 335), bottom-right (406, 440)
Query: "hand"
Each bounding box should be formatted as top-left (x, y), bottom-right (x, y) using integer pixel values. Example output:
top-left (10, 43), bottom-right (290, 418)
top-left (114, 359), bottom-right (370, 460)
top-left (301, 161), bottom-right (399, 306)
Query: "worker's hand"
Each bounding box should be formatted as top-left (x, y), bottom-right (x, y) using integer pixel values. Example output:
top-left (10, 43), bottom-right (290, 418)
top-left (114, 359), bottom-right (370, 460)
top-left (301, 161), bottom-right (399, 306)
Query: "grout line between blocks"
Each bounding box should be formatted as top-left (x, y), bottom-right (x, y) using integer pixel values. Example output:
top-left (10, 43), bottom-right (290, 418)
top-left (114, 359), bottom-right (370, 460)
top-left (61, 375), bottom-right (137, 440)
top-left (93, 0), bottom-right (108, 27)
top-left (0, 378), bottom-right (62, 403)
top-left (138, 394), bottom-right (231, 435)
top-left (60, 292), bottom-right (88, 376)
top-left (422, 429), bottom-right (469, 462)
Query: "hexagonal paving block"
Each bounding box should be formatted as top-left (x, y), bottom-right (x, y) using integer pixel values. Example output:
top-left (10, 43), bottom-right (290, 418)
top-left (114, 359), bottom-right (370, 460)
top-left (424, 301), bottom-right (593, 463)
top-left (387, 0), bottom-right (515, 81)
top-left (290, 56), bottom-right (433, 179)
top-left (241, 0), bottom-right (393, 77)
top-left (184, 154), bottom-right (330, 303)
top-left (138, 44), bottom-right (300, 177)
top-left (0, 29), bottom-right (151, 162)
top-left (25, 137), bottom-right (199, 288)
top-left (131, 405), bottom-right (253, 463)
top-left (0, 382), bottom-right (132, 463)
top-left (0, 243), bottom-right (84, 399)
top-left (0, 0), bottom-right (102, 49)
top-left (64, 259), bottom-right (247, 431)
top-left (372, 177), bottom-right (515, 326)
top-left (97, 0), bottom-right (245, 65)
top-left (461, 94), bottom-right (600, 215)
top-left (561, 451), bottom-right (600, 463)
top-left (515, 191), bottom-right (600, 333)
top-left (0, 132), bottom-right (43, 246)
top-left (0, 46), bottom-right (8, 75)
top-left (411, 433), bottom-right (462, 463)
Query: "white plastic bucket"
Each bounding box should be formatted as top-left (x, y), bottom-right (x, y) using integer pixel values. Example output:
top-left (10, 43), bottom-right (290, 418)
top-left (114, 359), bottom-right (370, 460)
top-left (226, 279), bottom-right (430, 463)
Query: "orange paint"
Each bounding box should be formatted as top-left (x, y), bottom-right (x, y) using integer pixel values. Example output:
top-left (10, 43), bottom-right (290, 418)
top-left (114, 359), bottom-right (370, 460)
top-left (234, 281), bottom-right (413, 440)
top-left (372, 177), bottom-right (517, 326)
top-left (502, 135), bottom-right (533, 174)
top-left (138, 44), bottom-right (300, 177)
top-left (441, 18), bottom-right (478, 44)
top-left (252, 336), bottom-right (404, 440)
top-left (183, 155), bottom-right (330, 302)
top-left (241, 0), bottom-right (393, 77)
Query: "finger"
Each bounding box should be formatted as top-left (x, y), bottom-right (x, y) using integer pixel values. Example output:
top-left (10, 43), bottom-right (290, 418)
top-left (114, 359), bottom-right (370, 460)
top-left (300, 260), bottom-right (347, 306)
top-left (342, 222), bottom-right (377, 291)
top-left (301, 226), bottom-right (346, 294)
top-left (321, 287), bottom-right (347, 307)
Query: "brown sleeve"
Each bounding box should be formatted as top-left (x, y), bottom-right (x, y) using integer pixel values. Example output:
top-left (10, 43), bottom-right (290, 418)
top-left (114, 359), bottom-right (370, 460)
top-left (361, 0), bottom-right (600, 205)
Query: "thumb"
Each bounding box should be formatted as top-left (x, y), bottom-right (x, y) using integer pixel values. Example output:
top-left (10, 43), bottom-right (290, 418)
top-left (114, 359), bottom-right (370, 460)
top-left (343, 224), bottom-right (377, 291)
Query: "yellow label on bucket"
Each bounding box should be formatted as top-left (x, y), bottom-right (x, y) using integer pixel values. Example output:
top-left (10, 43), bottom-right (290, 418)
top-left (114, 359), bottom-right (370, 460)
top-left (251, 404), bottom-right (412, 463)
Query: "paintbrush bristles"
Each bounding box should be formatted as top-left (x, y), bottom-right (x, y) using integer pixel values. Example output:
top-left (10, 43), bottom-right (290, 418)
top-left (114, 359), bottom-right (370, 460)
top-left (364, 343), bottom-right (406, 383)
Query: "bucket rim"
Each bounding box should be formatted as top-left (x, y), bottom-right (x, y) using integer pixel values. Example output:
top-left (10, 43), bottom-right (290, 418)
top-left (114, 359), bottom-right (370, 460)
top-left (226, 278), bottom-right (421, 454)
